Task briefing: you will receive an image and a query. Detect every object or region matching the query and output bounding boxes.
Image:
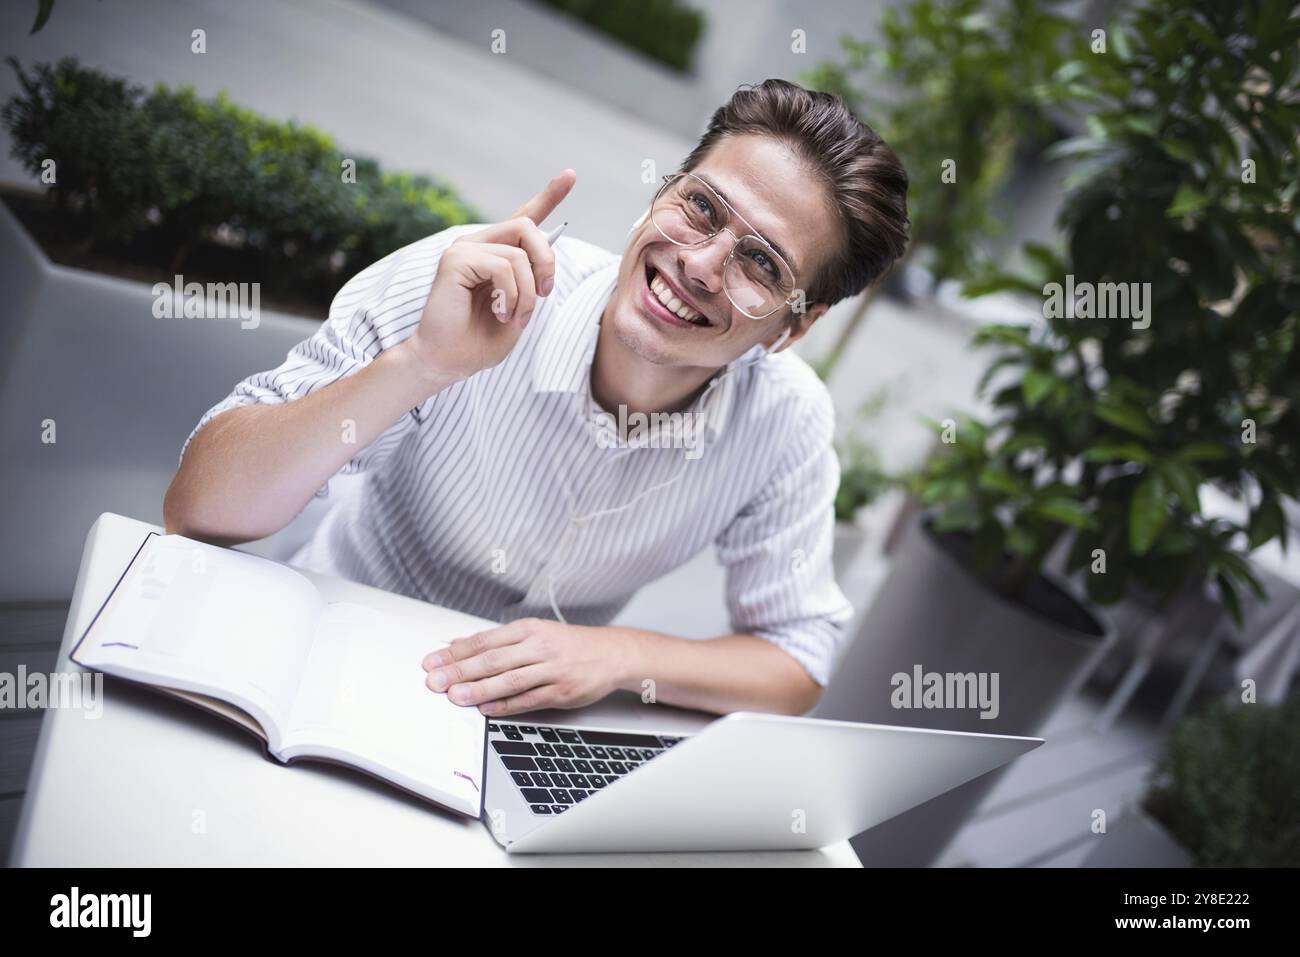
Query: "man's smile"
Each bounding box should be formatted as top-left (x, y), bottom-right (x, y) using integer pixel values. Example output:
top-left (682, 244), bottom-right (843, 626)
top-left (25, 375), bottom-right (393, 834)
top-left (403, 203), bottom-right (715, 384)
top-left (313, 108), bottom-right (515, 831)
top-left (641, 261), bottom-right (715, 329)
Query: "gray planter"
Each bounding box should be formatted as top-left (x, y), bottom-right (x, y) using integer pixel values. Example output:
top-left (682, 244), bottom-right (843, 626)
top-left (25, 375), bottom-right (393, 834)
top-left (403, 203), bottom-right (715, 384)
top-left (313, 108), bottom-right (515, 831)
top-left (1080, 808), bottom-right (1193, 867)
top-left (813, 512), bottom-right (1115, 866)
top-left (0, 200), bottom-right (341, 601)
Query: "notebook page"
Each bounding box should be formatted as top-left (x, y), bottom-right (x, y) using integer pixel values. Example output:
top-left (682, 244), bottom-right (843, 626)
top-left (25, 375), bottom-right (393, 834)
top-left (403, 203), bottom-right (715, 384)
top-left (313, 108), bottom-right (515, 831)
top-left (73, 534), bottom-right (324, 738)
top-left (280, 601), bottom-right (485, 812)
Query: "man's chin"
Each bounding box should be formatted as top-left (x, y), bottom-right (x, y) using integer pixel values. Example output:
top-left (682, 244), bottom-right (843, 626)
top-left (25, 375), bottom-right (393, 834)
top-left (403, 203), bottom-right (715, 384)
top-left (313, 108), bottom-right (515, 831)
top-left (604, 298), bottom-right (679, 366)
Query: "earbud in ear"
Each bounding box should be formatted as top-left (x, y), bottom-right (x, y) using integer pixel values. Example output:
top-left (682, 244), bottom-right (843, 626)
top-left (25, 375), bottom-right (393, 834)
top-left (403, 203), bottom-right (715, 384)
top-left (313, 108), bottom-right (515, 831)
top-left (627, 208), bottom-right (649, 237)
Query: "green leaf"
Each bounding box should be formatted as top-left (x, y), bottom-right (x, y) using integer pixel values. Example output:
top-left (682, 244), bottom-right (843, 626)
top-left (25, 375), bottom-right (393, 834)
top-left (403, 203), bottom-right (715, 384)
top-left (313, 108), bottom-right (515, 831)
top-left (977, 467), bottom-right (1021, 496)
top-left (1247, 495), bottom-right (1285, 549)
top-left (1095, 403), bottom-right (1157, 439)
top-left (1129, 471), bottom-right (1170, 556)
top-left (1158, 139), bottom-right (1199, 164)
top-left (1155, 460), bottom-right (1203, 513)
top-left (1215, 572), bottom-right (1242, 628)
top-left (1084, 441), bottom-right (1153, 464)
top-left (1023, 368), bottom-right (1057, 408)
top-left (1173, 442), bottom-right (1229, 463)
top-left (1031, 497), bottom-right (1096, 530)
top-left (30, 0), bottom-right (54, 34)
top-left (1167, 183), bottom-right (1210, 218)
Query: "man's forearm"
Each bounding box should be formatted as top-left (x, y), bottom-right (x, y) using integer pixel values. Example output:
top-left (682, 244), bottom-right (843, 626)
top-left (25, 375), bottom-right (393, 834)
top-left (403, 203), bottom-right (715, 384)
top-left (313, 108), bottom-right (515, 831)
top-left (164, 340), bottom-right (461, 544)
top-left (608, 627), bottom-right (823, 716)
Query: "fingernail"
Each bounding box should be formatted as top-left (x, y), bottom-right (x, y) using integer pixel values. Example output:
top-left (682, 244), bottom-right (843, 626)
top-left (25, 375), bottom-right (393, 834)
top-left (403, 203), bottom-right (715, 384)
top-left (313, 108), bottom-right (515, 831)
top-left (450, 686), bottom-right (471, 704)
top-left (430, 670), bottom-right (448, 690)
top-left (541, 277), bottom-right (554, 296)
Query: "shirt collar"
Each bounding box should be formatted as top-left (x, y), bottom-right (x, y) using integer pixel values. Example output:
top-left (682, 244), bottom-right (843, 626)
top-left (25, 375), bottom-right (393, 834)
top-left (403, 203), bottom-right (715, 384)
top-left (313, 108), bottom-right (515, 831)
top-left (532, 260), bottom-right (757, 446)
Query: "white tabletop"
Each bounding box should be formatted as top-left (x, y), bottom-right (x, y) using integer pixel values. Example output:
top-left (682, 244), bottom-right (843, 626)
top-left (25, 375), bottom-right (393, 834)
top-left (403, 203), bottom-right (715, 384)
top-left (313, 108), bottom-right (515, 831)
top-left (10, 512), bottom-right (859, 867)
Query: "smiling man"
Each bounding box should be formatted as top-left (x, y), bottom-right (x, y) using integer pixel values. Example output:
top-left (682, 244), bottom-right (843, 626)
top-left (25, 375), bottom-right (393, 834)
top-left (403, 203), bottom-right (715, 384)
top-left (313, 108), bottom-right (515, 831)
top-left (164, 79), bottom-right (909, 718)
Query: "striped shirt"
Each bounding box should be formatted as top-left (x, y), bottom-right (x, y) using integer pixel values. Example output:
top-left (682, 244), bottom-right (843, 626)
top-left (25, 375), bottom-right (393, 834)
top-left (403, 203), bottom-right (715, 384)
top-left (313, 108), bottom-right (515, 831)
top-left (180, 224), bottom-right (854, 686)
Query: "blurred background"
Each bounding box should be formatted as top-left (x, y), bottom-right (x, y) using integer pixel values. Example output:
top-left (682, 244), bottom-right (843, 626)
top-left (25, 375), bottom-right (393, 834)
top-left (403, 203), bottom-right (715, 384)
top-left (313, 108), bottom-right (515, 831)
top-left (0, 0), bottom-right (1296, 867)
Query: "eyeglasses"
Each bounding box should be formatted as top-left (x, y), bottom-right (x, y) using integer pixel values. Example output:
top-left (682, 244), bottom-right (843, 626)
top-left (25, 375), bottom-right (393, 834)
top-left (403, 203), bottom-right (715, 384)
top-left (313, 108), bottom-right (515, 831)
top-left (649, 172), bottom-right (801, 320)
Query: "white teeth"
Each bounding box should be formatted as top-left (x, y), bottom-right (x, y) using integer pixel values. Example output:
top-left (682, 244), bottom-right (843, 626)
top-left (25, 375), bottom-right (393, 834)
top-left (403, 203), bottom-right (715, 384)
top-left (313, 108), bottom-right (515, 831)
top-left (648, 271), bottom-right (704, 324)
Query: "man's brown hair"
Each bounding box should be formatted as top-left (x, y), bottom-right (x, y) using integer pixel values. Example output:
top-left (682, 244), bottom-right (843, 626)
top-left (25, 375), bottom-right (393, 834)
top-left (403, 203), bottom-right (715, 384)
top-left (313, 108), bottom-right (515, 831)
top-left (680, 78), bottom-right (910, 308)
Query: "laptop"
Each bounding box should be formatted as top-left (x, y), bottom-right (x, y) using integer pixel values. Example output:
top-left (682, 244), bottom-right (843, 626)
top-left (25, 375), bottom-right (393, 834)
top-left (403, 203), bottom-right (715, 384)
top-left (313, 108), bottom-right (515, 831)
top-left (481, 710), bottom-right (1042, 853)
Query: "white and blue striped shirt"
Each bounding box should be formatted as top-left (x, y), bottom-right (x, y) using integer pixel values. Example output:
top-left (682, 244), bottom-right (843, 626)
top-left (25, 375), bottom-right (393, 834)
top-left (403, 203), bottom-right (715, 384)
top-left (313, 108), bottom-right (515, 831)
top-left (181, 224), bottom-right (854, 685)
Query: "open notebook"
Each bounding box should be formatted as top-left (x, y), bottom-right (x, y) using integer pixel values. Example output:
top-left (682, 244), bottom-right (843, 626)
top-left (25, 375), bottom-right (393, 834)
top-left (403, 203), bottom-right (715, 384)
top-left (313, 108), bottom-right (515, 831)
top-left (70, 532), bottom-right (488, 818)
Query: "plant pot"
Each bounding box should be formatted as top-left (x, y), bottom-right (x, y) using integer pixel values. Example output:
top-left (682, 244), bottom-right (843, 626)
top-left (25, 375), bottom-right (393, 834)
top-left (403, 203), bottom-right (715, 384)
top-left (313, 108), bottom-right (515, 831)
top-left (1080, 808), bottom-right (1193, 868)
top-left (812, 512), bottom-right (1115, 866)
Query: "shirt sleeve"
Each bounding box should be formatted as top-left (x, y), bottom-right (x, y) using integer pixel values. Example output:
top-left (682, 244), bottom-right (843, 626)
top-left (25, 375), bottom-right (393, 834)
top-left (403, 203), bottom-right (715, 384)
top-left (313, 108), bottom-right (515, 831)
top-left (713, 390), bottom-right (855, 687)
top-left (178, 222), bottom-right (484, 495)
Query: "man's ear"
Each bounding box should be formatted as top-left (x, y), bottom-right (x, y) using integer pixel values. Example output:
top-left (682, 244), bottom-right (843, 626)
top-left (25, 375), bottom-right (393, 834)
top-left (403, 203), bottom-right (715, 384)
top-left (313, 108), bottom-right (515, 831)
top-left (769, 302), bottom-right (829, 354)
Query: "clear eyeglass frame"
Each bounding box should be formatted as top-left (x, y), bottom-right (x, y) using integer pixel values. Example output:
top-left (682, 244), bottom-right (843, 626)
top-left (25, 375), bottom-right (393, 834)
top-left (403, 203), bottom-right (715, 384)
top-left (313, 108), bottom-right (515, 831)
top-left (649, 172), bottom-right (803, 321)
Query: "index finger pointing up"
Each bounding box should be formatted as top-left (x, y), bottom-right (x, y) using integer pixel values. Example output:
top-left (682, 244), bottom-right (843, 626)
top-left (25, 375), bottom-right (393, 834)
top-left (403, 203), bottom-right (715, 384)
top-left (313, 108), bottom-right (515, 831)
top-left (510, 169), bottom-right (576, 225)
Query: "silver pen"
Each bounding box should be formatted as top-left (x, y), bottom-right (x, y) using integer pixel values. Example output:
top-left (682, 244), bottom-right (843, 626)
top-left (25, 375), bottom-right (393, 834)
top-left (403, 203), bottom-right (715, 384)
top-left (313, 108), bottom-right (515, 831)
top-left (544, 221), bottom-right (568, 245)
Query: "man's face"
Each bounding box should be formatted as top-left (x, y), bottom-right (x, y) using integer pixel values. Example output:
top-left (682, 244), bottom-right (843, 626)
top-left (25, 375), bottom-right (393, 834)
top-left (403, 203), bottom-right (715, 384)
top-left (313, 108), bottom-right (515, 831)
top-left (605, 134), bottom-right (838, 370)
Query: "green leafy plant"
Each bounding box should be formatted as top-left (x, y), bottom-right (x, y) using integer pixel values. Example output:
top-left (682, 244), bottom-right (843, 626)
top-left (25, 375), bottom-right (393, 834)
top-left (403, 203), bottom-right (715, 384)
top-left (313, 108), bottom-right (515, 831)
top-left (917, 0), bottom-right (1300, 622)
top-left (835, 433), bottom-right (893, 524)
top-left (1144, 694), bottom-right (1300, 866)
top-left (537, 0), bottom-right (705, 73)
top-left (803, 0), bottom-right (1075, 376)
top-left (1, 58), bottom-right (477, 313)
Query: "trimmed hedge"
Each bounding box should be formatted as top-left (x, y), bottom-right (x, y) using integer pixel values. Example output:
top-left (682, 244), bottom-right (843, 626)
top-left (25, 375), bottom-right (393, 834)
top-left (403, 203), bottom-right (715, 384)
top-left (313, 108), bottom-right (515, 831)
top-left (2, 57), bottom-right (477, 312)
top-left (538, 0), bottom-right (704, 73)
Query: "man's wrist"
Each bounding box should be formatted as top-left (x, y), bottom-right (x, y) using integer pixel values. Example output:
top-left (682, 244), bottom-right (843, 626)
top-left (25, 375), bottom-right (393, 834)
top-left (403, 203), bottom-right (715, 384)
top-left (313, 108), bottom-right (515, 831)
top-left (604, 626), bottom-right (654, 694)
top-left (385, 337), bottom-right (464, 405)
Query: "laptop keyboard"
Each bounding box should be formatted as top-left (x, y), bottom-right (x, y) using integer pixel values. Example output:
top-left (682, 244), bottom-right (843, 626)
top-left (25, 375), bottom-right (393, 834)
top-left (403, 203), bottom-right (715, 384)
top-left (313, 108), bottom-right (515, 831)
top-left (488, 721), bottom-right (685, 815)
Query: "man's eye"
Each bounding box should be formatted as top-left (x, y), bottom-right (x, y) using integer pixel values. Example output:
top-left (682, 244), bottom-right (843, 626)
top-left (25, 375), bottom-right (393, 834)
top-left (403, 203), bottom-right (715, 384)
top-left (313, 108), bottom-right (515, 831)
top-left (748, 248), bottom-right (778, 278)
top-left (686, 192), bottom-right (717, 223)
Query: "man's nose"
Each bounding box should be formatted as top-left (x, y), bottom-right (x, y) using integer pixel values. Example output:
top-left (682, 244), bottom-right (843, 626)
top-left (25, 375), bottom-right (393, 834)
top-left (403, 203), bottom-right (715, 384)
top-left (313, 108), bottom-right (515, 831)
top-left (677, 230), bottom-right (733, 294)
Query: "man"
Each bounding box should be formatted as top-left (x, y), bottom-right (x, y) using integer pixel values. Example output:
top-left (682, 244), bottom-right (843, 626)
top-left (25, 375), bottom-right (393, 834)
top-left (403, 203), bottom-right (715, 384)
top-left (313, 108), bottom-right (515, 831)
top-left (164, 78), bottom-right (910, 719)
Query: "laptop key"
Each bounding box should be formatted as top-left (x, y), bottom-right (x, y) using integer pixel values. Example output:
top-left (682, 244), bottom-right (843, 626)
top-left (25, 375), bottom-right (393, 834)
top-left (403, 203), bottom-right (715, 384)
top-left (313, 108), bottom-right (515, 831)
top-left (521, 788), bottom-right (552, 803)
top-left (510, 771), bottom-right (533, 787)
top-left (569, 789), bottom-right (589, 802)
top-left (591, 760), bottom-right (610, 774)
top-left (609, 761), bottom-right (627, 774)
top-left (530, 772), bottom-right (552, 788)
top-left (549, 772), bottom-right (571, 788)
top-left (518, 725), bottom-right (537, 734)
top-left (539, 728), bottom-right (559, 742)
top-left (536, 757), bottom-right (556, 771)
top-left (573, 746), bottom-right (592, 758)
top-left (574, 759), bottom-right (593, 774)
top-left (556, 759), bottom-right (575, 772)
top-left (536, 743), bottom-right (556, 757)
top-left (590, 746), bottom-right (608, 758)
top-left (558, 730), bottom-right (582, 744)
top-left (569, 773), bottom-right (590, 789)
top-left (589, 776), bottom-right (607, 789)
top-left (491, 741), bottom-right (537, 756)
top-left (530, 804), bottom-right (552, 814)
top-left (554, 745), bottom-right (574, 758)
top-left (488, 723), bottom-right (500, 732)
top-left (501, 756), bottom-right (537, 771)
top-left (607, 747), bottom-right (625, 759)
top-left (504, 728), bottom-right (523, 740)
top-left (551, 789), bottom-right (573, 804)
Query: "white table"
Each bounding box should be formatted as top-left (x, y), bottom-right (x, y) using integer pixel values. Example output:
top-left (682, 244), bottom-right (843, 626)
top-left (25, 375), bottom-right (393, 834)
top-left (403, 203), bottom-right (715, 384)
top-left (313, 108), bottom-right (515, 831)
top-left (10, 512), bottom-right (859, 867)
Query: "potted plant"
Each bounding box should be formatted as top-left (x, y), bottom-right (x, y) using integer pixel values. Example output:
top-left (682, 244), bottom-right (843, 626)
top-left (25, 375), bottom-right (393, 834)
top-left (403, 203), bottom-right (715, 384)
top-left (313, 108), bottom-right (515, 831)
top-left (1085, 693), bottom-right (1300, 867)
top-left (817, 0), bottom-right (1299, 866)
